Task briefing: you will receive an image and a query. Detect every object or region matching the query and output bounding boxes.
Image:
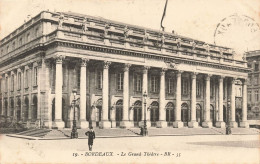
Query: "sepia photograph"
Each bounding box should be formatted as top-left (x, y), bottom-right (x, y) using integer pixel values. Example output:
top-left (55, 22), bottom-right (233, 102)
top-left (0, 0), bottom-right (259, 163)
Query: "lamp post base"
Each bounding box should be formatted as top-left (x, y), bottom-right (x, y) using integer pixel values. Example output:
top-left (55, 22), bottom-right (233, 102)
top-left (173, 121), bottom-right (183, 128)
top-left (188, 121), bottom-right (199, 128)
top-left (202, 121), bottom-right (212, 128)
top-left (240, 121), bottom-right (249, 128)
top-left (216, 121), bottom-right (226, 128)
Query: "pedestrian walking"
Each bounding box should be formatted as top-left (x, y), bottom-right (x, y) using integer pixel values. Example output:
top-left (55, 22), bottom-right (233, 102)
top-left (85, 127), bottom-right (95, 151)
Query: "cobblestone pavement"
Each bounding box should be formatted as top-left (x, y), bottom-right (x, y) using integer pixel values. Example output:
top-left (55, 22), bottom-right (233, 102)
top-left (0, 134), bottom-right (259, 163)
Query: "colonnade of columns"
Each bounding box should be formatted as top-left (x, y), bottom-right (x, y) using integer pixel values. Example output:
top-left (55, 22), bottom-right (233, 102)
top-left (50, 57), bottom-right (250, 129)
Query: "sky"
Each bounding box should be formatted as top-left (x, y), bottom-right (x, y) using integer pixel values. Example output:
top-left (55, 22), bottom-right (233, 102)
top-left (0, 0), bottom-right (260, 60)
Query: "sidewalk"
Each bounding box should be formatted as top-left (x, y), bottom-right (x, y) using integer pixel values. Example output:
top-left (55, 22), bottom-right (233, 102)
top-left (5, 127), bottom-right (260, 140)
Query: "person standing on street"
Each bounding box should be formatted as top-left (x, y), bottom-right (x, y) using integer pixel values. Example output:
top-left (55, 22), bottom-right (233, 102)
top-left (85, 127), bottom-right (95, 151)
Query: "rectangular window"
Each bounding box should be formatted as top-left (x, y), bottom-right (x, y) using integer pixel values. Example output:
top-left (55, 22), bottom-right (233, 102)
top-left (77, 69), bottom-right (80, 90)
top-left (255, 64), bottom-right (259, 71)
top-left (151, 76), bottom-right (158, 92)
top-left (19, 38), bottom-right (23, 46)
top-left (181, 78), bottom-right (188, 95)
top-left (11, 75), bottom-right (14, 91)
top-left (97, 71), bottom-right (102, 89)
top-left (196, 80), bottom-right (201, 96)
top-left (117, 73), bottom-right (123, 90)
top-left (248, 90), bottom-right (251, 102)
top-left (5, 77), bottom-right (8, 92)
top-left (12, 42), bottom-right (15, 50)
top-left (210, 81), bottom-right (214, 97)
top-left (247, 64), bottom-right (252, 68)
top-left (34, 67), bottom-right (38, 86)
top-left (25, 69), bottom-right (29, 88)
top-left (27, 33), bottom-right (30, 42)
top-left (35, 28), bottom-right (39, 37)
top-left (168, 78), bottom-right (174, 94)
top-left (256, 90), bottom-right (259, 101)
top-left (18, 72), bottom-right (21, 90)
top-left (7, 46), bottom-right (9, 53)
top-left (134, 74), bottom-right (142, 92)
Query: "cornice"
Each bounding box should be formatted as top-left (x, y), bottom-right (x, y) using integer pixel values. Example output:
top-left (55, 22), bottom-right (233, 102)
top-left (51, 40), bottom-right (250, 73)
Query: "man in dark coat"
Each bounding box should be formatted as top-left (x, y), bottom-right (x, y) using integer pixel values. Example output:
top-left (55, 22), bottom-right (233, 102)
top-left (85, 127), bottom-right (95, 151)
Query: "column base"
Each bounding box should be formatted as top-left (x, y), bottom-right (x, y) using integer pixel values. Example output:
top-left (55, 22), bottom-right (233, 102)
top-left (99, 121), bottom-right (111, 129)
top-left (111, 121), bottom-right (116, 128)
top-left (239, 121), bottom-right (249, 128)
top-left (120, 121), bottom-right (133, 128)
top-left (52, 120), bottom-right (65, 129)
top-left (138, 121), bottom-right (151, 128)
top-left (188, 121), bottom-right (199, 128)
top-left (79, 120), bottom-right (89, 129)
top-left (173, 121), bottom-right (183, 128)
top-left (202, 121), bottom-right (212, 128)
top-left (229, 121), bottom-right (238, 128)
top-left (43, 120), bottom-right (52, 128)
top-left (156, 121), bottom-right (168, 128)
top-left (215, 121), bottom-right (226, 128)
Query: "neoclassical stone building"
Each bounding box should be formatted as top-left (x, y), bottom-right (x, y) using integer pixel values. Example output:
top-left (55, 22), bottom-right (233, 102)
top-left (0, 11), bottom-right (250, 129)
top-left (246, 50), bottom-right (260, 120)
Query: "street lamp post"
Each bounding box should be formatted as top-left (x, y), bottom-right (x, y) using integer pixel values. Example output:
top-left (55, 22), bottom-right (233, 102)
top-left (226, 98), bottom-right (232, 135)
top-left (142, 91), bottom-right (148, 136)
top-left (71, 89), bottom-right (78, 139)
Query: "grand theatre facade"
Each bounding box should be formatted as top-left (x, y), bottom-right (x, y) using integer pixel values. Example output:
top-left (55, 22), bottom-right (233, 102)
top-left (0, 11), bottom-right (250, 129)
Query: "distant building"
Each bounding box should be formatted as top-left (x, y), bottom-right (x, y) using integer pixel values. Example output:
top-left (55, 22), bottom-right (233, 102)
top-left (0, 11), bottom-right (250, 129)
top-left (246, 50), bottom-right (260, 120)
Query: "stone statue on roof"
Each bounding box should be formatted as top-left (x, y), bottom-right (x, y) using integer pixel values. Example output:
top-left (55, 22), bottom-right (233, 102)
top-left (58, 14), bottom-right (64, 29)
top-left (82, 17), bottom-right (88, 32)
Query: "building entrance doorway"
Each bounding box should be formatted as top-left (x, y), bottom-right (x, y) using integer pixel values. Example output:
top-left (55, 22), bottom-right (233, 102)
top-left (150, 101), bottom-right (159, 127)
top-left (181, 103), bottom-right (189, 126)
top-left (166, 102), bottom-right (174, 127)
top-left (133, 100), bottom-right (142, 127)
top-left (115, 100), bottom-right (123, 127)
top-left (196, 104), bottom-right (203, 126)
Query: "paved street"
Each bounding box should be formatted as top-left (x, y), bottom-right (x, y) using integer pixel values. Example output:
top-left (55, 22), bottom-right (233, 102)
top-left (0, 134), bottom-right (259, 164)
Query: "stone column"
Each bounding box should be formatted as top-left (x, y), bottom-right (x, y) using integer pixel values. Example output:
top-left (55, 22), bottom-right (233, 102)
top-left (28, 64), bottom-right (33, 123)
top-left (37, 60), bottom-right (42, 123)
top-left (202, 74), bottom-right (212, 128)
top-left (1, 75), bottom-right (4, 116)
top-left (188, 72), bottom-right (198, 128)
top-left (157, 68), bottom-right (167, 128)
top-left (6, 73), bottom-right (10, 120)
top-left (120, 64), bottom-right (132, 128)
top-left (139, 66), bottom-right (151, 127)
top-left (216, 76), bottom-right (226, 128)
top-left (100, 61), bottom-right (111, 129)
top-left (20, 67), bottom-right (25, 122)
top-left (53, 55), bottom-right (65, 129)
top-left (229, 78), bottom-right (238, 128)
top-left (79, 58), bottom-right (89, 129)
top-left (173, 71), bottom-right (183, 128)
top-left (240, 79), bottom-right (249, 128)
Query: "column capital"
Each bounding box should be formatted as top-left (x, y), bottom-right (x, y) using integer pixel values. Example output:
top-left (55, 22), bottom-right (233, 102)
top-left (142, 66), bottom-right (150, 74)
top-left (241, 78), bottom-right (248, 85)
top-left (28, 63), bottom-right (33, 69)
top-left (37, 60), bottom-right (43, 68)
top-left (231, 77), bottom-right (237, 84)
top-left (205, 74), bottom-right (212, 81)
top-left (103, 61), bottom-right (111, 69)
top-left (55, 55), bottom-right (65, 64)
top-left (191, 72), bottom-right (198, 79)
top-left (81, 58), bottom-right (89, 67)
top-left (124, 63), bottom-right (131, 72)
top-left (160, 68), bottom-right (167, 76)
